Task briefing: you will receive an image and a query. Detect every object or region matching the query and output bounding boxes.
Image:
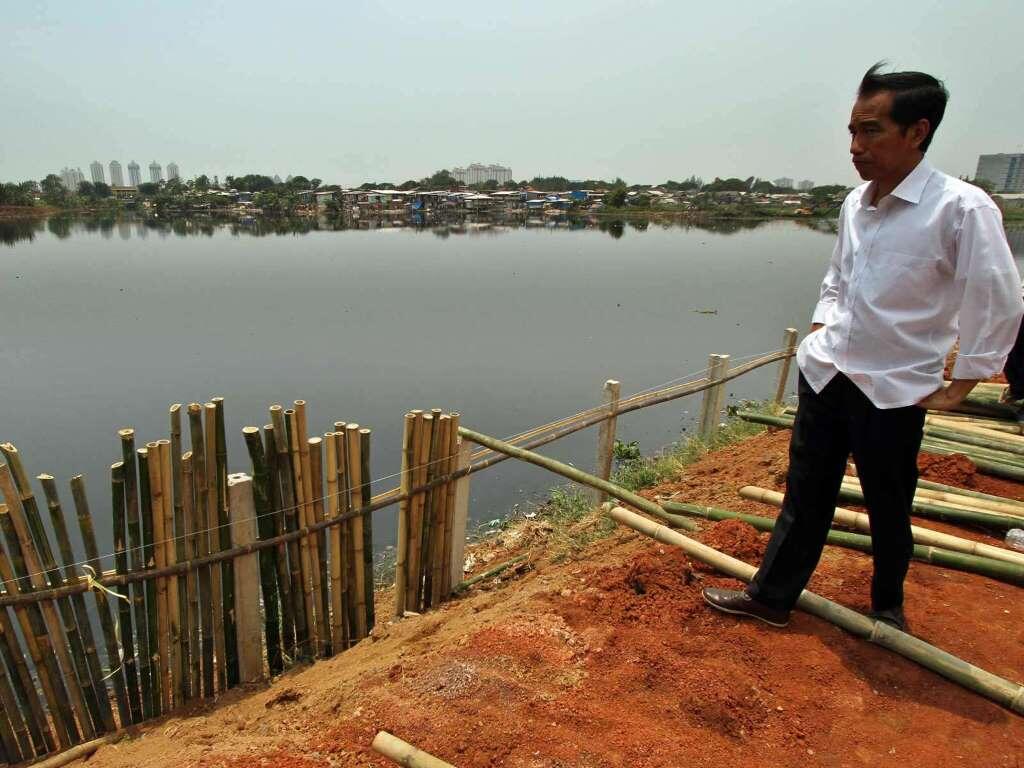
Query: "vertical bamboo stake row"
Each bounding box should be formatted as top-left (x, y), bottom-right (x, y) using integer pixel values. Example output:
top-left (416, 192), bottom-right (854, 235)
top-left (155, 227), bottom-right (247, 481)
top-left (773, 327), bottom-right (799, 405)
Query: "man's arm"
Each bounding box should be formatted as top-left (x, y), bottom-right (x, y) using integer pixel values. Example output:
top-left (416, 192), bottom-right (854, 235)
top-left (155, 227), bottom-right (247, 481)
top-left (810, 211), bottom-right (845, 331)
top-left (917, 204), bottom-right (1024, 410)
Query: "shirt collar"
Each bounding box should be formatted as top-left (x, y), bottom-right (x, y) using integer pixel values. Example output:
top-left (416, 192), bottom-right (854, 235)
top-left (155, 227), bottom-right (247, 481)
top-left (887, 157), bottom-right (934, 204)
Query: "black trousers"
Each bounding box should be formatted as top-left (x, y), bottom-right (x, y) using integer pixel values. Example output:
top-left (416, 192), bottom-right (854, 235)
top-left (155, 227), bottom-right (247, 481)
top-left (747, 372), bottom-right (925, 613)
top-left (1004, 314), bottom-right (1024, 400)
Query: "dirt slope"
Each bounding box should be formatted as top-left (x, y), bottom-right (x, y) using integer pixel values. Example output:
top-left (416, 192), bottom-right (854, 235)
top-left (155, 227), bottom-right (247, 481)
top-left (82, 430), bottom-right (1024, 768)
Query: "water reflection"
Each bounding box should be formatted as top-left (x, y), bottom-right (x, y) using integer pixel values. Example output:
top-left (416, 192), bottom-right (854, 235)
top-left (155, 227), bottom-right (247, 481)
top-left (1, 212), bottom-right (1020, 253)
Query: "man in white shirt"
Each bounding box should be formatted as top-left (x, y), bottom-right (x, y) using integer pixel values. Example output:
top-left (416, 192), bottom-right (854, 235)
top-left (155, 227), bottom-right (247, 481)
top-left (703, 64), bottom-right (1024, 631)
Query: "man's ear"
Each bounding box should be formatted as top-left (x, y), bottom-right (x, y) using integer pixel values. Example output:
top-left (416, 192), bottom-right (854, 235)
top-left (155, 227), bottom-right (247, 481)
top-left (908, 118), bottom-right (931, 150)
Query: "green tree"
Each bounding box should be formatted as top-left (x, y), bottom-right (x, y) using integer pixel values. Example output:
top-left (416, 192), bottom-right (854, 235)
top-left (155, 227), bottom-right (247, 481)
top-left (967, 177), bottom-right (995, 195)
top-left (605, 185), bottom-right (627, 208)
top-left (194, 174), bottom-right (210, 191)
top-left (422, 169), bottom-right (458, 189)
top-left (398, 179), bottom-right (419, 190)
top-left (93, 181), bottom-right (112, 198)
top-left (137, 182), bottom-right (160, 195)
top-left (40, 174), bottom-right (68, 206)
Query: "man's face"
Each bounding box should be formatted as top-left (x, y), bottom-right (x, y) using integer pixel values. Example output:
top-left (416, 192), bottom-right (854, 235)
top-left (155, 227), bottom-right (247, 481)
top-left (848, 91), bottom-right (926, 181)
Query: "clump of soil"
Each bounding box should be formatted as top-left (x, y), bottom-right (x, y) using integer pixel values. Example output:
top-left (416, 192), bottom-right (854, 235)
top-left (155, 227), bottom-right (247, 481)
top-left (698, 519), bottom-right (769, 565)
top-left (918, 452), bottom-right (979, 487)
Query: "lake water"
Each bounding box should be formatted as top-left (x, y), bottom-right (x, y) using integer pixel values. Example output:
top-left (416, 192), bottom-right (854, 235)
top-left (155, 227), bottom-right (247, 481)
top-left (2, 214), bottom-right (1022, 565)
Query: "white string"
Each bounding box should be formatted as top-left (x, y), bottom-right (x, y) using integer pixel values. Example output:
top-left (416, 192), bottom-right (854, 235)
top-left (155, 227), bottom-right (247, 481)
top-left (0, 345), bottom-right (790, 591)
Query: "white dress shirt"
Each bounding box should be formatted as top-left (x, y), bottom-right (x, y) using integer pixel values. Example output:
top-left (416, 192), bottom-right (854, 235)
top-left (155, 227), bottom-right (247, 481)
top-left (798, 158), bottom-right (1024, 409)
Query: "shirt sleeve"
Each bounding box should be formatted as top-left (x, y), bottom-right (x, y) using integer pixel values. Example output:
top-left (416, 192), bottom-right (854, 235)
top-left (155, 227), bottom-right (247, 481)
top-left (951, 205), bottom-right (1024, 380)
top-left (811, 202), bottom-right (845, 325)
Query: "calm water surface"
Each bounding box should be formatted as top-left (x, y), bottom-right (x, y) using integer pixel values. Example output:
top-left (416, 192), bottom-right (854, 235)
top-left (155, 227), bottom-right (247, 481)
top-left (2, 215), bottom-right (1021, 563)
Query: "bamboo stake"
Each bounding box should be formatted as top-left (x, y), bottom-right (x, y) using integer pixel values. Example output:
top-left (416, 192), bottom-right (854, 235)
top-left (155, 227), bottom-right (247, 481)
top-left (429, 417), bottom-right (449, 608)
top-left (699, 354), bottom-right (728, 438)
top-left (226, 474), bottom-right (262, 682)
top-left (119, 429), bottom-right (150, 718)
top-left (359, 428), bottom-right (374, 631)
top-left (307, 434), bottom-right (331, 657)
top-left (345, 425), bottom-right (367, 639)
top-left (145, 443), bottom-right (170, 711)
top-left (0, 602), bottom-right (48, 757)
top-left (421, 410), bottom-right (444, 609)
top-left (263, 424), bottom-right (294, 663)
top-left (0, 500), bottom-right (74, 749)
top-left (394, 414), bottom-right (416, 619)
top-left (592, 382), bottom-right (621, 506)
top-left (0, 447), bottom-right (99, 739)
top-left (203, 404), bottom-right (226, 693)
top-left (169, 408), bottom-right (190, 704)
top-left (448, 438), bottom-right (472, 592)
top-left (741, 486), bottom-right (1024, 567)
top-left (0, 617), bottom-right (29, 762)
top-left (371, 731), bottom-right (456, 768)
top-left (157, 441), bottom-right (182, 709)
top-left (331, 429), bottom-right (351, 650)
top-left (407, 412), bottom-right (428, 612)
top-left (0, 464), bottom-right (89, 745)
top-left (136, 447), bottom-right (161, 715)
top-left (187, 405), bottom-right (215, 698)
top-left (325, 433), bottom-right (343, 652)
top-left (38, 475), bottom-right (117, 732)
top-left (181, 452), bottom-right (201, 699)
top-left (773, 328), bottom-right (799, 405)
top-left (610, 505), bottom-right (1024, 716)
top-left (269, 405), bottom-right (307, 656)
top-left (441, 414), bottom-right (460, 597)
top-left (212, 397), bottom-right (238, 689)
top-left (243, 427), bottom-right (282, 673)
top-left (286, 408), bottom-right (317, 656)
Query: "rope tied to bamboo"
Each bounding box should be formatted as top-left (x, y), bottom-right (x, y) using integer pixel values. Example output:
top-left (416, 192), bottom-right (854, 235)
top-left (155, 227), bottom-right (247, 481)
top-left (81, 564), bottom-right (130, 681)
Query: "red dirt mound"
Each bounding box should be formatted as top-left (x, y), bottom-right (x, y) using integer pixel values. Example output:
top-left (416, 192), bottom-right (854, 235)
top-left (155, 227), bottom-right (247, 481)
top-left (918, 452), bottom-right (979, 487)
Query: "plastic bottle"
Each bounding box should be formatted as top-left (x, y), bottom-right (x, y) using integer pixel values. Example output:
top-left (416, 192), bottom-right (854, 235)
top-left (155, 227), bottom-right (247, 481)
top-left (1006, 529), bottom-right (1024, 553)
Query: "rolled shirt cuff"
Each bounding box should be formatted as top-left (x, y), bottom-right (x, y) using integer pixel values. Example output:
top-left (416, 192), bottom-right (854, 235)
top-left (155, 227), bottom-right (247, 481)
top-left (951, 352), bottom-right (1007, 381)
top-left (811, 301), bottom-right (834, 326)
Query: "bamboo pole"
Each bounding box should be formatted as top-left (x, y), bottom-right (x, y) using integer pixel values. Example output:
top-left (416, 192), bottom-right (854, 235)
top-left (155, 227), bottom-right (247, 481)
top-left (243, 427), bottom-right (283, 674)
top-left (346, 425), bottom-right (367, 638)
top-left (448, 438), bottom-right (472, 592)
top-left (145, 442), bottom-right (170, 711)
top-left (29, 731), bottom-right (127, 768)
top-left (405, 411), bottom-right (425, 614)
top-left (136, 447), bottom-right (161, 715)
top-left (926, 412), bottom-right (1021, 435)
top-left (609, 505), bottom-right (1024, 716)
top-left (428, 417), bottom-right (449, 608)
top-left (203, 404), bottom-right (226, 693)
top-left (182, 452), bottom-right (202, 700)
top-left (326, 432), bottom-right (345, 652)
top-left (0, 464), bottom-right (89, 745)
top-left (227, 474), bottom-right (262, 682)
top-left (157, 440), bottom-right (182, 709)
top-left (592, 381), bottom-right (621, 506)
top-left (699, 354), bottom-right (729, 438)
top-left (269, 405), bottom-right (307, 656)
top-left (212, 397), bottom-right (238, 689)
top-left (665, 499), bottom-right (1024, 585)
top-left (927, 416), bottom-right (1024, 442)
top-left (0, 500), bottom-right (75, 749)
top-left (0, 618), bottom-right (29, 762)
top-left (773, 328), bottom-right (799, 405)
top-left (840, 476), bottom-right (1024, 520)
top-left (0, 447), bottom-right (99, 739)
top-left (119, 429), bottom-right (150, 718)
top-left (835, 484), bottom-right (1023, 530)
top-left (412, 414), bottom-right (433, 611)
top-left (331, 429), bottom-right (351, 650)
top-left (926, 424), bottom-right (1024, 457)
top-left (360, 428), bottom-right (374, 631)
top-left (285, 408), bottom-right (316, 657)
top-left (187, 405), bottom-right (215, 698)
top-left (917, 478), bottom-right (1024, 509)
top-left (308, 435), bottom-right (331, 657)
top-left (0, 606), bottom-right (42, 761)
top-left (295, 402), bottom-right (324, 656)
top-left (394, 414), bottom-right (415, 619)
top-left (371, 731), bottom-right (456, 768)
top-left (38, 474), bottom-right (118, 732)
top-left (263, 424), bottom-right (294, 664)
top-left (440, 414), bottom-right (460, 598)
top-left (740, 486), bottom-right (1024, 567)
top-left (169, 407), bottom-right (190, 704)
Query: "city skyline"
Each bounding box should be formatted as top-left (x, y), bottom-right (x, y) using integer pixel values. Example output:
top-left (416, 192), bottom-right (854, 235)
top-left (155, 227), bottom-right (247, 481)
top-left (3, 2), bottom-right (1021, 187)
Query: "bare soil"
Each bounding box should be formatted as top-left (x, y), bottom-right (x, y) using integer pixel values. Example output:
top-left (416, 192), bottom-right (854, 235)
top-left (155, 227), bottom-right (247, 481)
top-left (82, 430), bottom-right (1024, 768)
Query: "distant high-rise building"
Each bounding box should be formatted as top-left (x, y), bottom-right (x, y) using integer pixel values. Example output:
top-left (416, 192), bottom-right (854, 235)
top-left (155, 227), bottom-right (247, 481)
top-left (450, 163), bottom-right (513, 186)
top-left (60, 167), bottom-right (86, 190)
top-left (975, 153), bottom-right (1024, 193)
top-left (109, 160), bottom-right (124, 186)
top-left (273, 174), bottom-right (282, 184)
top-left (90, 161), bottom-right (105, 184)
top-left (773, 177), bottom-right (794, 189)
top-left (796, 179), bottom-right (815, 191)
top-left (167, 162), bottom-right (180, 181)
top-left (149, 161), bottom-right (163, 183)
top-left (127, 161), bottom-right (142, 187)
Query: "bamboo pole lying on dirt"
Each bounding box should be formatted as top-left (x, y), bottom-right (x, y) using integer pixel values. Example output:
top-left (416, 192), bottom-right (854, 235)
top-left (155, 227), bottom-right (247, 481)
top-left (608, 505), bottom-right (1024, 716)
top-left (29, 731), bottom-right (128, 768)
top-left (917, 477), bottom-right (1024, 510)
top-left (663, 499), bottom-right (1024, 586)
top-left (740, 486), bottom-right (1024, 567)
top-left (839, 476), bottom-right (1024, 521)
top-left (371, 731), bottom-right (456, 768)
top-left (836, 483), bottom-right (1023, 531)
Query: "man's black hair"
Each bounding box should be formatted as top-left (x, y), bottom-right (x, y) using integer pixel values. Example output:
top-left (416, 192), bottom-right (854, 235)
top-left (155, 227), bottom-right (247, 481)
top-left (858, 62), bottom-right (949, 152)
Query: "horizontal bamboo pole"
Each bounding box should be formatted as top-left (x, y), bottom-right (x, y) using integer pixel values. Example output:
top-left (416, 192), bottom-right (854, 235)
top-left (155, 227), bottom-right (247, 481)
top-left (840, 476), bottom-right (1024, 521)
top-left (740, 486), bottom-right (1024, 568)
top-left (917, 478), bottom-right (1024, 509)
top-left (835, 485), bottom-right (1022, 531)
top-left (926, 412), bottom-right (1022, 435)
top-left (610, 505), bottom-right (1024, 715)
top-left (371, 731), bottom-right (455, 768)
top-left (927, 416), bottom-right (1024, 441)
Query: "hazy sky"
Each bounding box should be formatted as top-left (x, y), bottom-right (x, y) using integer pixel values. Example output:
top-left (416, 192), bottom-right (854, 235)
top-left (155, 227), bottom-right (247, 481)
top-left (3, 0), bottom-right (1022, 187)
